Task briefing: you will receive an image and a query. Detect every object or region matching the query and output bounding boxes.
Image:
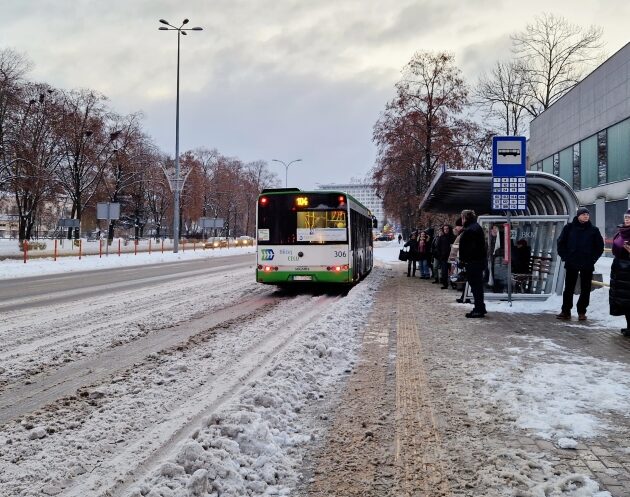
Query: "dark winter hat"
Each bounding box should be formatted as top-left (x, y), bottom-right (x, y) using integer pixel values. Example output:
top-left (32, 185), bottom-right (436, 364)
top-left (576, 207), bottom-right (590, 216)
top-left (625, 209), bottom-right (630, 217)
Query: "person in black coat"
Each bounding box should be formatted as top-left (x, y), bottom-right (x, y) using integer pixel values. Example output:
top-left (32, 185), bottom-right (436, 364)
top-left (610, 209), bottom-right (630, 335)
top-left (435, 224), bottom-right (456, 289)
top-left (458, 210), bottom-right (487, 318)
top-left (404, 232), bottom-right (419, 277)
top-left (511, 239), bottom-right (531, 274)
top-left (556, 207), bottom-right (605, 321)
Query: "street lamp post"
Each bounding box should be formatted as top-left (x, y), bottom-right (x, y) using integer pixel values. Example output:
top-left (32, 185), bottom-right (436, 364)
top-left (159, 18), bottom-right (203, 253)
top-left (272, 158), bottom-right (302, 188)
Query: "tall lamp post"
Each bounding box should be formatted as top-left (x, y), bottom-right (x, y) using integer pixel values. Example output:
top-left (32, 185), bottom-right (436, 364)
top-left (272, 158), bottom-right (302, 188)
top-left (159, 18), bottom-right (203, 253)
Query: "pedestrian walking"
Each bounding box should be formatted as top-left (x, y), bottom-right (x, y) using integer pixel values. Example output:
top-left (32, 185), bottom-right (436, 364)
top-left (610, 209), bottom-right (630, 336)
top-left (404, 232), bottom-right (419, 277)
top-left (436, 224), bottom-right (456, 289)
top-left (458, 210), bottom-right (487, 318)
top-left (398, 233), bottom-right (403, 244)
top-left (556, 207), bottom-right (605, 321)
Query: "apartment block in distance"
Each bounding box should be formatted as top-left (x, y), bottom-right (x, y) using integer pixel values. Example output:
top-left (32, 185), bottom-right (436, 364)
top-left (317, 182), bottom-right (386, 228)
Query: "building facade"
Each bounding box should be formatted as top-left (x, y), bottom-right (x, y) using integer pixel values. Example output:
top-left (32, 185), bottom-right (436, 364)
top-left (317, 182), bottom-right (386, 227)
top-left (529, 42), bottom-right (630, 242)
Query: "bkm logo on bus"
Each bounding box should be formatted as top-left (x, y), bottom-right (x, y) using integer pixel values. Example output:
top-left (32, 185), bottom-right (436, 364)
top-left (261, 249), bottom-right (275, 261)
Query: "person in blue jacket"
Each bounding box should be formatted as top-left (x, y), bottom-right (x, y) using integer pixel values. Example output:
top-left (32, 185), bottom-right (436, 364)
top-left (556, 207), bottom-right (604, 321)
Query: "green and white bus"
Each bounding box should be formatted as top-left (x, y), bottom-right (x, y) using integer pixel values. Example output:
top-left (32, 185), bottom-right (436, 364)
top-left (256, 188), bottom-right (374, 285)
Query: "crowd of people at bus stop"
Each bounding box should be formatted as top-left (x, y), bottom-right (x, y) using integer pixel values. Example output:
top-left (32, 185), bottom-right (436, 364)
top-left (399, 207), bottom-right (630, 334)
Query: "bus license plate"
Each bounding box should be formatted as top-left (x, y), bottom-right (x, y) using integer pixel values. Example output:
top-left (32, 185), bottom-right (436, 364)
top-left (293, 275), bottom-right (312, 281)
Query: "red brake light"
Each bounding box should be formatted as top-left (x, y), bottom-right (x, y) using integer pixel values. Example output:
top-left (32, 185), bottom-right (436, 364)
top-left (260, 197), bottom-right (268, 205)
top-left (338, 196), bottom-right (345, 202)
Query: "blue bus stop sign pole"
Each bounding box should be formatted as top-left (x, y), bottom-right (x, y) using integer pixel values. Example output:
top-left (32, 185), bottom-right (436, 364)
top-left (491, 136), bottom-right (527, 304)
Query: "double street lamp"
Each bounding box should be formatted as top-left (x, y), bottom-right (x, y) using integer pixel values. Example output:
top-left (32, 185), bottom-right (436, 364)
top-left (272, 158), bottom-right (302, 188)
top-left (158, 18), bottom-right (203, 253)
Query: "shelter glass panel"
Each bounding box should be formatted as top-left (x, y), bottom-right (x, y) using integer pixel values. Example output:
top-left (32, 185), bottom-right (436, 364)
top-left (479, 217), bottom-right (567, 298)
top-left (542, 157), bottom-right (554, 174)
top-left (580, 135), bottom-right (598, 189)
top-left (607, 118), bottom-right (630, 183)
top-left (572, 143), bottom-right (581, 190)
top-left (597, 130), bottom-right (608, 184)
top-left (559, 147), bottom-right (573, 185)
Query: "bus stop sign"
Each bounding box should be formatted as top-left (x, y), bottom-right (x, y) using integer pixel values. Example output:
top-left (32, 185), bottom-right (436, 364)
top-left (492, 136), bottom-right (527, 211)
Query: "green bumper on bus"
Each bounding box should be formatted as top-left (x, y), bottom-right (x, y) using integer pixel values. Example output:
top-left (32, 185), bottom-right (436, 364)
top-left (256, 270), bottom-right (351, 284)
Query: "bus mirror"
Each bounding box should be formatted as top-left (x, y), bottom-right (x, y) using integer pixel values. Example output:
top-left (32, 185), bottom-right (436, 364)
top-left (372, 217), bottom-right (378, 228)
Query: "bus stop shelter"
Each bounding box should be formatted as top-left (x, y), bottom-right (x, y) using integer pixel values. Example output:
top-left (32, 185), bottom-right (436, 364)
top-left (420, 168), bottom-right (579, 300)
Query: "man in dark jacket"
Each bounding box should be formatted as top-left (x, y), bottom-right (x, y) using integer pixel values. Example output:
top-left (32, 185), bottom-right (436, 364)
top-left (458, 210), bottom-right (487, 318)
top-left (556, 207), bottom-right (605, 321)
top-left (436, 224), bottom-right (456, 289)
top-left (404, 232), bottom-right (420, 277)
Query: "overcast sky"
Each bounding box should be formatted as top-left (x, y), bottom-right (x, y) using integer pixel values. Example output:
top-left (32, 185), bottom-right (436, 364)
top-left (1, 1), bottom-right (628, 189)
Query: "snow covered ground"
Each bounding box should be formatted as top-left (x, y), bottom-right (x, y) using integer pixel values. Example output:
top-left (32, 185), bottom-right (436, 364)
top-left (0, 240), bottom-right (626, 496)
top-left (0, 240), bottom-right (255, 280)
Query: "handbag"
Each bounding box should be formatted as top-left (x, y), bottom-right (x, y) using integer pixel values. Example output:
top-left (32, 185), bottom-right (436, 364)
top-left (398, 248), bottom-right (409, 261)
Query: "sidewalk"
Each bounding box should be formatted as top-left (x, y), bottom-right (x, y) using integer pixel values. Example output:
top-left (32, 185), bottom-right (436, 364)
top-left (301, 265), bottom-right (630, 497)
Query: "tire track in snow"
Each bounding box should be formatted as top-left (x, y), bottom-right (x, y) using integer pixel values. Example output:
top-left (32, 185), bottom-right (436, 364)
top-left (0, 267), bottom-right (257, 386)
top-left (60, 294), bottom-right (341, 497)
top-left (0, 291), bottom-right (283, 425)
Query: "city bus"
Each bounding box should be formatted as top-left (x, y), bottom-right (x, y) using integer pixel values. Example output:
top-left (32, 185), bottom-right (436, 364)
top-left (256, 188), bottom-right (374, 285)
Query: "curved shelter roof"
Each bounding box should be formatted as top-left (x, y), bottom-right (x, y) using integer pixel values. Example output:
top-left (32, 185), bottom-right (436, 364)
top-left (420, 169), bottom-right (578, 216)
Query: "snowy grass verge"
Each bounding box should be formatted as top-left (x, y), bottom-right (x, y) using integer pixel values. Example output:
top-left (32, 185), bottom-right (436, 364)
top-left (0, 246), bottom-right (255, 280)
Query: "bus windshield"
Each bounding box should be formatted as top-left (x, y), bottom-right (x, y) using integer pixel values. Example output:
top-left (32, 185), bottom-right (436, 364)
top-left (257, 193), bottom-right (348, 245)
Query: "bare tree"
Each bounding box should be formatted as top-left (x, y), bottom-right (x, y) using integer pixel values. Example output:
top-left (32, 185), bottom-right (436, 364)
top-left (100, 113), bottom-right (155, 241)
top-left (394, 51), bottom-right (470, 194)
top-left (0, 49), bottom-right (32, 187)
top-left (511, 13), bottom-right (604, 117)
top-left (145, 156), bottom-right (171, 240)
top-left (54, 89), bottom-right (119, 238)
top-left (242, 160), bottom-right (279, 235)
top-left (6, 83), bottom-right (62, 240)
top-left (475, 61), bottom-right (530, 135)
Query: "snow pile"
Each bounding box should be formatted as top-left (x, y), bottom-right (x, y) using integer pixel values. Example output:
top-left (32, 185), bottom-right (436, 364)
top-left (132, 272), bottom-right (381, 497)
top-left (481, 336), bottom-right (630, 441)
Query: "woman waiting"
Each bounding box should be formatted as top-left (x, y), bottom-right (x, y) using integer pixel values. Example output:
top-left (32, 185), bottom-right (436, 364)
top-left (610, 209), bottom-right (630, 336)
top-left (404, 232), bottom-right (419, 277)
top-left (417, 231), bottom-right (432, 279)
